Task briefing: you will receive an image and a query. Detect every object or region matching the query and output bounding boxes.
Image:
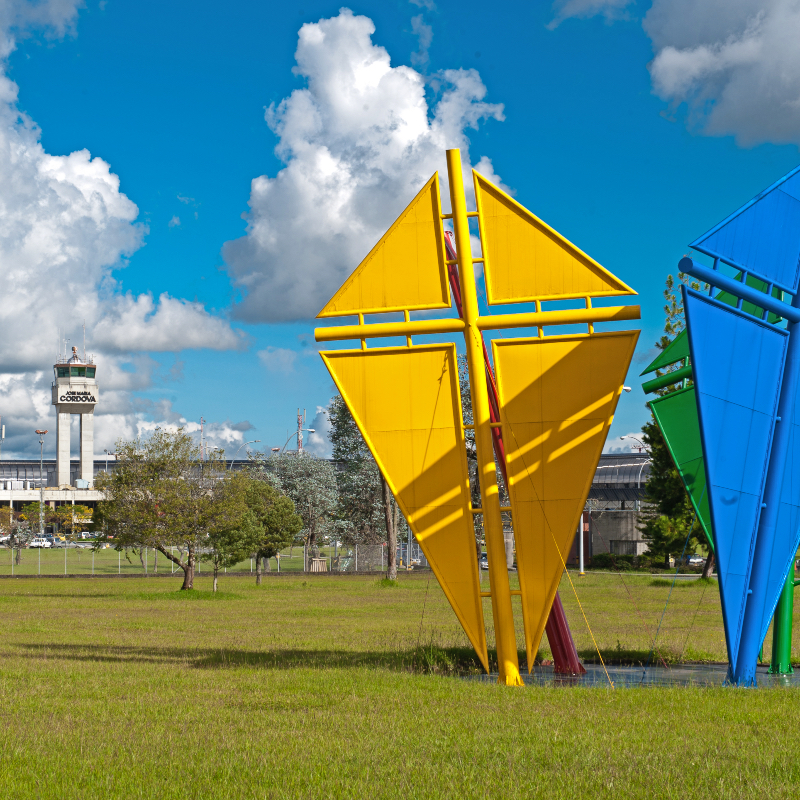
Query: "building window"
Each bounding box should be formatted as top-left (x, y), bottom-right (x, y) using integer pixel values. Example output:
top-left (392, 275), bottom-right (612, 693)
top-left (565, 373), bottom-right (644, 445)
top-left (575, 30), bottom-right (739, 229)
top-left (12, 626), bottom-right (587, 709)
top-left (56, 367), bottom-right (69, 378)
top-left (610, 540), bottom-right (637, 556)
top-left (86, 367), bottom-right (96, 378)
top-left (70, 367), bottom-right (86, 377)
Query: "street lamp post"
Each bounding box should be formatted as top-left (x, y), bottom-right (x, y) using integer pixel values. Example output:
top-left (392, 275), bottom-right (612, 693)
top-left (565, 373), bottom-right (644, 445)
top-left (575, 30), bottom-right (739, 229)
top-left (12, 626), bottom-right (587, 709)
top-left (277, 429), bottom-right (316, 453)
top-left (103, 449), bottom-right (115, 473)
top-left (35, 430), bottom-right (48, 536)
top-left (234, 440), bottom-right (260, 460)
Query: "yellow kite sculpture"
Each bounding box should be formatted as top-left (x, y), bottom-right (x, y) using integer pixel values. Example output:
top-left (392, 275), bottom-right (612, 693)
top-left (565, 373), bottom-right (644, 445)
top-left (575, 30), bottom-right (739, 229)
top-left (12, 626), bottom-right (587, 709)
top-left (315, 150), bottom-right (640, 685)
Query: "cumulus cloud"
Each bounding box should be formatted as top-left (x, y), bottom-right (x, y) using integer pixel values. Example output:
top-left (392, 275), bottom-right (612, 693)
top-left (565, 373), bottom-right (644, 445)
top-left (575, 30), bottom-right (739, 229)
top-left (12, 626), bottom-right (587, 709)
top-left (222, 8), bottom-right (505, 323)
top-left (305, 405), bottom-right (331, 457)
top-left (257, 346), bottom-right (297, 374)
top-left (644, 0), bottom-right (800, 146)
top-left (168, 215), bottom-right (181, 227)
top-left (548, 0), bottom-right (634, 30)
top-left (552, 0), bottom-right (800, 147)
top-left (0, 3), bottom-right (245, 456)
top-left (410, 14), bottom-right (433, 68)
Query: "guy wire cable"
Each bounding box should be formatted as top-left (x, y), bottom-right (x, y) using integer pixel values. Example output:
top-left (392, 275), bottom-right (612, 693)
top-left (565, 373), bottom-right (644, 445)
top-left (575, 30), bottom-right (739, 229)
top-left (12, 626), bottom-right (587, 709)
top-left (503, 421), bottom-right (614, 688)
top-left (640, 489), bottom-right (704, 684)
top-left (589, 511), bottom-right (670, 670)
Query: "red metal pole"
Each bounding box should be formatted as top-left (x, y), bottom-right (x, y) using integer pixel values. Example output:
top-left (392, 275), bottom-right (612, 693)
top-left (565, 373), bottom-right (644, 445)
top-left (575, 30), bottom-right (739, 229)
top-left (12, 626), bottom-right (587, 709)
top-left (445, 232), bottom-right (585, 675)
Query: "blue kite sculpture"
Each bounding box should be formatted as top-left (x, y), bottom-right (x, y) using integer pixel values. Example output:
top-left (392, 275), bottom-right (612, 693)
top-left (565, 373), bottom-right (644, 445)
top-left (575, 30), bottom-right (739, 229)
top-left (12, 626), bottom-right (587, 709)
top-left (680, 165), bottom-right (800, 685)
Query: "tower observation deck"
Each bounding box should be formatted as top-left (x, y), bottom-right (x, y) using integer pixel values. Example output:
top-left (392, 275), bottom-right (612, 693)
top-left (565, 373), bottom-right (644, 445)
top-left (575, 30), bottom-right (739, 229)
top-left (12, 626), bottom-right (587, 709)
top-left (51, 347), bottom-right (98, 487)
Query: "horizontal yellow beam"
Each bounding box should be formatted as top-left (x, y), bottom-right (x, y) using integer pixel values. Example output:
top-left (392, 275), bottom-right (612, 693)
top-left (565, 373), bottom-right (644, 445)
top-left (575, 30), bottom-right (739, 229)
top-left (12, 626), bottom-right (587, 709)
top-left (314, 304), bottom-right (640, 343)
top-left (481, 590), bottom-right (522, 597)
top-left (315, 317), bottom-right (465, 343)
top-left (476, 304), bottom-right (640, 331)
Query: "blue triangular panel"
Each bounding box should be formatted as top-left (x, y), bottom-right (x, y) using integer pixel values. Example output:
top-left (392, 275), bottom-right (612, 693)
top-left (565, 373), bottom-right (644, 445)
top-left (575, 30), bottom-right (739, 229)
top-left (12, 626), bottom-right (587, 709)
top-left (683, 287), bottom-right (787, 672)
top-left (691, 166), bottom-right (800, 292)
top-left (757, 390), bottom-right (800, 645)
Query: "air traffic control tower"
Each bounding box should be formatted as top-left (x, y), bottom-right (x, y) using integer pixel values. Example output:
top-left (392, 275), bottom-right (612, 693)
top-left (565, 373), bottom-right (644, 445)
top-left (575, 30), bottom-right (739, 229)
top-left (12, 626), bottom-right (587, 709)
top-left (52, 347), bottom-right (98, 487)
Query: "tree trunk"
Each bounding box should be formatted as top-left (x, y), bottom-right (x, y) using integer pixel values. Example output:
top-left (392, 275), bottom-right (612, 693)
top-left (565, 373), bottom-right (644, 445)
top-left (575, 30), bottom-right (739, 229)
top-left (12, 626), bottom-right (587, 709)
top-left (181, 550), bottom-right (195, 590)
top-left (664, 552), bottom-right (670, 569)
top-left (15, 546), bottom-right (21, 565)
top-left (153, 548), bottom-right (158, 574)
top-left (702, 552), bottom-right (715, 579)
top-left (255, 554), bottom-right (262, 586)
top-left (265, 555), bottom-right (271, 572)
top-left (213, 564), bottom-right (218, 593)
top-left (382, 475), bottom-right (397, 581)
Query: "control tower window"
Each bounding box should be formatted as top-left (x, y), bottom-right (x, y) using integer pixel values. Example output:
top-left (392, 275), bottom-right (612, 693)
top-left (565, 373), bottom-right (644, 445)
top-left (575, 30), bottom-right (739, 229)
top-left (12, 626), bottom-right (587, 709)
top-left (70, 366), bottom-right (86, 377)
top-left (86, 367), bottom-right (96, 378)
top-left (56, 367), bottom-right (69, 378)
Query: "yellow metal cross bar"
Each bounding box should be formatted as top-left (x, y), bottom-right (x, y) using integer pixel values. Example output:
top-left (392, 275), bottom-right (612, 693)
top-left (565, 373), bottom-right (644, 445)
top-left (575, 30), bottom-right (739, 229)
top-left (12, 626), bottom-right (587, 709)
top-left (314, 304), bottom-right (640, 343)
top-left (445, 148), bottom-right (523, 687)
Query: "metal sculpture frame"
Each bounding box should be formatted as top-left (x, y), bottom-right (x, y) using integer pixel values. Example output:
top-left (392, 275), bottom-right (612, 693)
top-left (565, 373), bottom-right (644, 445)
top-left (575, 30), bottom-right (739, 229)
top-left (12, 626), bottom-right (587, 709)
top-left (315, 149), bottom-right (640, 685)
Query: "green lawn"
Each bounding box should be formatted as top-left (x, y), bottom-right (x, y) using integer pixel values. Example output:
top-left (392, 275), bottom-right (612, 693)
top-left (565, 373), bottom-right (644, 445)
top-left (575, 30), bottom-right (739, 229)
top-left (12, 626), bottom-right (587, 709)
top-left (0, 571), bottom-right (798, 799)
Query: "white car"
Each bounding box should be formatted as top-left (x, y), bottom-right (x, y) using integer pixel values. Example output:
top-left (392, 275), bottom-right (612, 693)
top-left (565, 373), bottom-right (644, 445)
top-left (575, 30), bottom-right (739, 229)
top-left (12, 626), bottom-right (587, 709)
top-left (29, 538), bottom-right (52, 548)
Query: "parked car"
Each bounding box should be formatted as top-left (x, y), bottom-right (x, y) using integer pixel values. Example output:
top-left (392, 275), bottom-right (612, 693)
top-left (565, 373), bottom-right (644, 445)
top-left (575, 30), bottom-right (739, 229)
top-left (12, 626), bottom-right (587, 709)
top-left (480, 554), bottom-right (489, 570)
top-left (29, 538), bottom-right (52, 548)
top-left (688, 555), bottom-right (705, 567)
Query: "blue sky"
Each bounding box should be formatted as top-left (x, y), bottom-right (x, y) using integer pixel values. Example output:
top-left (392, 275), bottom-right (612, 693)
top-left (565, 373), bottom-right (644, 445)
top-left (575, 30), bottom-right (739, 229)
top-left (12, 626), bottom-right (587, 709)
top-left (1, 0), bottom-right (798, 457)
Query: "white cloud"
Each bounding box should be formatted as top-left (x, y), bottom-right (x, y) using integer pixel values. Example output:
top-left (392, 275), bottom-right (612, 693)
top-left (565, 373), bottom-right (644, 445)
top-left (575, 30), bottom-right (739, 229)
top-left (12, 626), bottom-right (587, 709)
top-left (222, 8), bottom-right (505, 323)
top-left (0, 4), bottom-right (245, 456)
top-left (410, 14), bottom-right (433, 68)
top-left (257, 346), bottom-right (298, 374)
top-left (410, 0), bottom-right (436, 10)
top-left (305, 405), bottom-right (331, 457)
top-left (548, 0), bottom-right (634, 30)
top-left (644, 0), bottom-right (800, 146)
top-left (168, 215), bottom-right (181, 227)
top-left (93, 294), bottom-right (246, 353)
top-left (553, 0), bottom-right (800, 147)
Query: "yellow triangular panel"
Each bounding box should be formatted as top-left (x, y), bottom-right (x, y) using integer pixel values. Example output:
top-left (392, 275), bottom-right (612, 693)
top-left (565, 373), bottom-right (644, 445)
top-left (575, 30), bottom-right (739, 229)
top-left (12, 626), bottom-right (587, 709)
top-left (492, 331), bottom-right (639, 669)
top-left (317, 174), bottom-right (451, 318)
top-left (321, 344), bottom-right (488, 669)
top-left (474, 171), bottom-right (636, 305)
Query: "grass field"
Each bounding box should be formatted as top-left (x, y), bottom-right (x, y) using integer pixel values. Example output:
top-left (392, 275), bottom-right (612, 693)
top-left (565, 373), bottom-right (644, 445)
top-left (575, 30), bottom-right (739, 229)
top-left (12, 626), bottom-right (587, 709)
top-left (0, 570), bottom-right (799, 798)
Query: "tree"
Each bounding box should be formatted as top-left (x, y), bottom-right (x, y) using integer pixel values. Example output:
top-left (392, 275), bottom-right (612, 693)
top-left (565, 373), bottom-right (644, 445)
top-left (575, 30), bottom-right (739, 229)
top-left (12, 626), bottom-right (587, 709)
top-left (245, 478), bottom-right (303, 585)
top-left (95, 428), bottom-right (247, 590)
top-left (0, 507), bottom-right (30, 565)
top-left (200, 473), bottom-right (263, 591)
top-left (53, 504), bottom-right (93, 536)
top-left (640, 273), bottom-right (708, 569)
top-left (19, 502), bottom-right (55, 535)
top-left (327, 394), bottom-right (400, 577)
top-left (252, 452), bottom-right (338, 568)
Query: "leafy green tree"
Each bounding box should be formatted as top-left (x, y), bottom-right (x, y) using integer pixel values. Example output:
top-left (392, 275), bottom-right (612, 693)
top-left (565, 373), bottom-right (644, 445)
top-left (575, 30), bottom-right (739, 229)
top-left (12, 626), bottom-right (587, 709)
top-left (200, 473), bottom-right (263, 591)
top-left (640, 273), bottom-right (708, 569)
top-left (245, 479), bottom-right (303, 584)
top-left (0, 507), bottom-right (30, 564)
top-left (19, 502), bottom-right (55, 535)
top-left (327, 394), bottom-right (399, 577)
top-left (95, 428), bottom-right (247, 590)
top-left (252, 452), bottom-right (338, 567)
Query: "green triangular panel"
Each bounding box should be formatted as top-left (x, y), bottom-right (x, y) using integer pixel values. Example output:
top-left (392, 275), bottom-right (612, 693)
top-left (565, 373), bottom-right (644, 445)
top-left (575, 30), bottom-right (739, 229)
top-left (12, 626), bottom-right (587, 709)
top-left (648, 386), bottom-right (714, 552)
top-left (641, 330), bottom-right (689, 376)
top-left (715, 273), bottom-right (784, 324)
top-left (640, 275), bottom-right (783, 377)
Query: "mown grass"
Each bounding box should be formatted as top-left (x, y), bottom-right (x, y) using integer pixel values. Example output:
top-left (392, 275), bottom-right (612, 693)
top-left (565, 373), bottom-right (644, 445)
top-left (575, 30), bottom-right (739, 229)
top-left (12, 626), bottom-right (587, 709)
top-left (0, 571), bottom-right (799, 799)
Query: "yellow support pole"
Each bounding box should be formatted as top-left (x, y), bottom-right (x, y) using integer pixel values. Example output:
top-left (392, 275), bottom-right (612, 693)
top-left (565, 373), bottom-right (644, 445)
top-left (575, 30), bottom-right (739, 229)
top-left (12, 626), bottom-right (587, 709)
top-left (446, 148), bottom-right (522, 686)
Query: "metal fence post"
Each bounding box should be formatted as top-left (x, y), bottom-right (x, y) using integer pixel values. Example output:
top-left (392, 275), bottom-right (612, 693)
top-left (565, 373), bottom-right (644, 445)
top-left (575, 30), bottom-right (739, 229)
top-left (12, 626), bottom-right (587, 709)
top-left (118, 550), bottom-right (120, 574)
top-left (92, 549), bottom-right (94, 575)
top-left (355, 545), bottom-right (358, 573)
top-left (64, 543), bottom-right (67, 575)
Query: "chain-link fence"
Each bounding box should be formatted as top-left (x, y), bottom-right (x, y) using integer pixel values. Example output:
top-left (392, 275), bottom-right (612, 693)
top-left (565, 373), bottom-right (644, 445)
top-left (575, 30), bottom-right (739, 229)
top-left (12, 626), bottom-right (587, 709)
top-left (0, 541), bottom-right (431, 576)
